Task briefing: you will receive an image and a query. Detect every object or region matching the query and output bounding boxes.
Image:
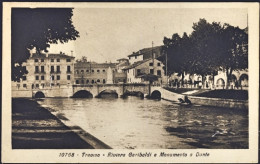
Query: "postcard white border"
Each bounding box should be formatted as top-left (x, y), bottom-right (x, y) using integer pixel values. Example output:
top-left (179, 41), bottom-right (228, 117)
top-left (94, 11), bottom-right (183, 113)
top-left (2, 2), bottom-right (259, 163)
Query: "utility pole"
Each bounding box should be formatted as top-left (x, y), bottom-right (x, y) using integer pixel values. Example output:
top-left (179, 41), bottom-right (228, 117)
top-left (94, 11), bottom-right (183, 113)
top-left (166, 46), bottom-right (168, 87)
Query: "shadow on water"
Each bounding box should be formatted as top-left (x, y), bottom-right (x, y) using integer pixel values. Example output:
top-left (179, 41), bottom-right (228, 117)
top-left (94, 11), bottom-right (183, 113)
top-left (72, 90), bottom-right (93, 98)
top-left (164, 105), bottom-right (248, 149)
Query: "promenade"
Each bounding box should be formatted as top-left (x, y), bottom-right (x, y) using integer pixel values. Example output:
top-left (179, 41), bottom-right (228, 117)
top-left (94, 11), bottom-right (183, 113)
top-left (12, 98), bottom-right (94, 149)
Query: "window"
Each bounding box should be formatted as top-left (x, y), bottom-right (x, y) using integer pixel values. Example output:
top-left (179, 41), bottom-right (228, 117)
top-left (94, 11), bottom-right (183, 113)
top-left (51, 66), bottom-right (54, 73)
top-left (51, 75), bottom-right (55, 80)
top-left (66, 59), bottom-right (71, 62)
top-left (76, 80), bottom-right (79, 84)
top-left (97, 79), bottom-right (100, 83)
top-left (81, 80), bottom-right (84, 84)
top-left (137, 69), bottom-right (141, 75)
top-left (36, 84), bottom-right (39, 88)
top-left (36, 76), bottom-right (39, 80)
top-left (34, 59), bottom-right (38, 62)
top-left (91, 80), bottom-right (94, 84)
top-left (23, 84), bottom-right (27, 88)
top-left (149, 63), bottom-right (153, 66)
top-left (86, 80), bottom-right (89, 84)
top-left (67, 66), bottom-right (71, 73)
top-left (57, 66), bottom-right (60, 73)
top-left (103, 70), bottom-right (105, 73)
top-left (157, 70), bottom-right (161, 76)
top-left (41, 59), bottom-right (44, 62)
top-left (57, 59), bottom-right (60, 62)
top-left (41, 66), bottom-right (44, 73)
top-left (76, 70), bottom-right (79, 74)
top-left (51, 83), bottom-right (54, 86)
top-left (103, 79), bottom-right (106, 84)
top-left (97, 70), bottom-right (100, 73)
top-left (35, 66), bottom-right (39, 73)
top-left (51, 59), bottom-right (54, 62)
top-left (92, 69), bottom-right (94, 73)
top-left (41, 76), bottom-right (44, 80)
top-left (81, 70), bottom-right (84, 74)
top-left (150, 69), bottom-right (154, 74)
top-left (41, 84), bottom-right (45, 88)
top-left (22, 76), bottom-right (26, 80)
top-left (67, 75), bottom-right (71, 80)
top-left (157, 63), bottom-right (161, 66)
top-left (57, 75), bottom-right (60, 80)
top-left (135, 56), bottom-right (137, 59)
top-left (86, 70), bottom-right (89, 73)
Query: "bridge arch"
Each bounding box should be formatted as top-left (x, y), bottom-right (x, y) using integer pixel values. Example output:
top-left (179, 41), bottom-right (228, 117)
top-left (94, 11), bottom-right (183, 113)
top-left (98, 89), bottom-right (118, 98)
top-left (239, 74), bottom-right (248, 87)
top-left (35, 91), bottom-right (45, 98)
top-left (150, 90), bottom-right (161, 100)
top-left (72, 90), bottom-right (93, 98)
top-left (216, 78), bottom-right (225, 88)
top-left (122, 90), bottom-right (144, 98)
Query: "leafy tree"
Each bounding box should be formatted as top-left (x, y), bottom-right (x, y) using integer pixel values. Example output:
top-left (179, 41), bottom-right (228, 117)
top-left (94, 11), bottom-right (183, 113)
top-left (160, 32), bottom-right (192, 86)
top-left (218, 24), bottom-right (248, 88)
top-left (12, 8), bottom-right (79, 81)
top-left (189, 19), bottom-right (223, 86)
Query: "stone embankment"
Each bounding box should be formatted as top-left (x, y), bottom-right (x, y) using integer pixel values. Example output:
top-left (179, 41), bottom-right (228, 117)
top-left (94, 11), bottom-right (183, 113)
top-left (161, 88), bottom-right (248, 109)
top-left (12, 98), bottom-right (111, 149)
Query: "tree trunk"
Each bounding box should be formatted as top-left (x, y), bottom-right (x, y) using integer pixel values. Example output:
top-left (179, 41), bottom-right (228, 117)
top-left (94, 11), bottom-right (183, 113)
top-left (148, 80), bottom-right (151, 97)
top-left (181, 72), bottom-right (184, 87)
top-left (202, 75), bottom-right (205, 89)
top-left (226, 67), bottom-right (233, 89)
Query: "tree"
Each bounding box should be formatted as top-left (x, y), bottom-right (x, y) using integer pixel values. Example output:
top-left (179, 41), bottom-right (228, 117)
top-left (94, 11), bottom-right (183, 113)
top-left (189, 19), bottom-right (223, 87)
top-left (12, 8), bottom-right (79, 81)
top-left (160, 32), bottom-right (192, 86)
top-left (219, 24), bottom-right (248, 88)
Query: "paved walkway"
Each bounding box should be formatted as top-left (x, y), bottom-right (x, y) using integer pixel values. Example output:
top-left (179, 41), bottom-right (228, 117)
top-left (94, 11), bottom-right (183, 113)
top-left (12, 98), bottom-right (94, 149)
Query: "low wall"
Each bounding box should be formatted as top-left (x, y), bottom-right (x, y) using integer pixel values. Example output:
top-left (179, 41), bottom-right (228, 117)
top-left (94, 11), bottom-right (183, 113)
top-left (12, 90), bottom-right (32, 98)
top-left (188, 96), bottom-right (248, 109)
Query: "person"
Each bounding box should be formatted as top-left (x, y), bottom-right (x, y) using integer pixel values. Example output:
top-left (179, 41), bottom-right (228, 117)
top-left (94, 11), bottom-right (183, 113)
top-left (178, 95), bottom-right (192, 105)
top-left (184, 95), bottom-right (192, 105)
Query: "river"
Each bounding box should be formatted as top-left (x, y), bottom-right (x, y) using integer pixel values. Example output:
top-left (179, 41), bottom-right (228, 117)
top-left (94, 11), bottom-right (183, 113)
top-left (38, 97), bottom-right (248, 149)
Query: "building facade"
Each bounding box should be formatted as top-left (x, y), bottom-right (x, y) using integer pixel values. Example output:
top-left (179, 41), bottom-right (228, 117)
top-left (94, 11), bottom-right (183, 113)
top-left (12, 52), bottom-right (75, 97)
top-left (12, 52), bottom-right (75, 90)
top-left (128, 46), bottom-right (163, 64)
top-left (123, 58), bottom-right (166, 85)
top-left (74, 61), bottom-right (127, 85)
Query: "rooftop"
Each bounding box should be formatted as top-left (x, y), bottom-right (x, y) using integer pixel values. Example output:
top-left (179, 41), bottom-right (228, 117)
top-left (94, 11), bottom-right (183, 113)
top-left (31, 53), bottom-right (75, 59)
top-left (122, 58), bottom-right (151, 70)
top-left (128, 46), bottom-right (163, 57)
top-left (75, 62), bottom-right (117, 68)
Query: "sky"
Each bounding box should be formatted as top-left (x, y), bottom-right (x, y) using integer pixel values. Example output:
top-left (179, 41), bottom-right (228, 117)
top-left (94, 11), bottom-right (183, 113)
top-left (48, 8), bottom-right (247, 63)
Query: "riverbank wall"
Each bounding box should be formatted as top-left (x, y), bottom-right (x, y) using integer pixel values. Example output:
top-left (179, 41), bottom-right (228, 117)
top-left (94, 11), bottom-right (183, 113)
top-left (12, 98), bottom-right (111, 149)
top-left (188, 96), bottom-right (248, 109)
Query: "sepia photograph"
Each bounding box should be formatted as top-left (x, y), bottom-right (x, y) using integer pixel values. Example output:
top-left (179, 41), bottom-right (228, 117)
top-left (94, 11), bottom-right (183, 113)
top-left (2, 2), bottom-right (259, 163)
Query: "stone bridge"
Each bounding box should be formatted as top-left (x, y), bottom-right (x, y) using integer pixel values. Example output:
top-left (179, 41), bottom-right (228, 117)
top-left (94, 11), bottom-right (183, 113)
top-left (72, 83), bottom-right (151, 98)
top-left (30, 83), bottom-right (182, 101)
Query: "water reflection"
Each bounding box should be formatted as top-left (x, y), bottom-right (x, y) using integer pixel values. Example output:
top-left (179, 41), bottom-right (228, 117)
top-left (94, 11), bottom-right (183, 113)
top-left (38, 97), bottom-right (248, 149)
